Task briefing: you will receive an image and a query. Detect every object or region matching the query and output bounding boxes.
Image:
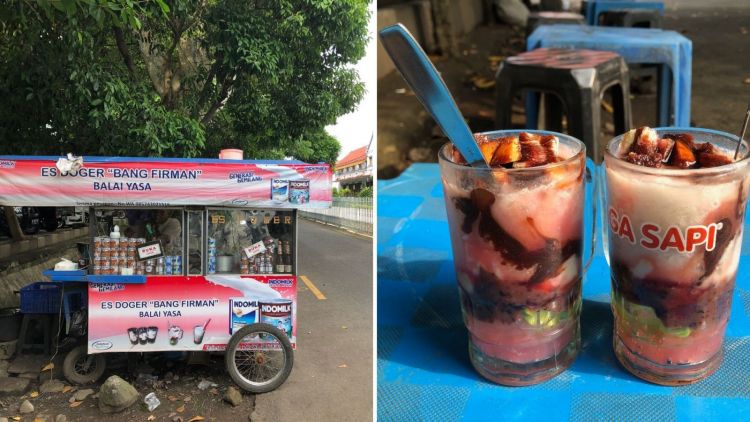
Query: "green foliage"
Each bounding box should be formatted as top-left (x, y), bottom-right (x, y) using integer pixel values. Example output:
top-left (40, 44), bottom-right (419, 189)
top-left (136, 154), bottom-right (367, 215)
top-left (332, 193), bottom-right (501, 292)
top-left (0, 0), bottom-right (369, 159)
top-left (333, 187), bottom-right (353, 197)
top-left (287, 130), bottom-right (341, 165)
top-left (358, 186), bottom-right (372, 197)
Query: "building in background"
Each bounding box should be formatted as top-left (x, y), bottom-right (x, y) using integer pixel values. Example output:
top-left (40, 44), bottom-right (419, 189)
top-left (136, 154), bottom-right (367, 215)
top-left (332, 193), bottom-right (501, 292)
top-left (334, 135), bottom-right (373, 192)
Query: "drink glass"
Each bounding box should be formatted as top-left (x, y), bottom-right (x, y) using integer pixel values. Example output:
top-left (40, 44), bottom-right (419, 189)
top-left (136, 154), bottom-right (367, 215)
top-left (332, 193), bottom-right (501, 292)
top-left (194, 325), bottom-right (205, 344)
top-left (127, 327), bottom-right (138, 345)
top-left (603, 127), bottom-right (750, 385)
top-left (439, 130), bottom-right (590, 386)
top-left (147, 326), bottom-right (158, 343)
top-left (169, 325), bottom-right (183, 345)
top-left (137, 327), bottom-right (148, 345)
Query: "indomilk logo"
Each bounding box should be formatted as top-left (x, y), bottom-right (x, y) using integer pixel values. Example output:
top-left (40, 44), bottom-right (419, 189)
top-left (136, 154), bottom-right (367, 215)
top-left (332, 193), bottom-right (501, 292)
top-left (262, 304), bottom-right (291, 313)
top-left (269, 278), bottom-right (293, 287)
top-left (233, 300), bottom-right (256, 308)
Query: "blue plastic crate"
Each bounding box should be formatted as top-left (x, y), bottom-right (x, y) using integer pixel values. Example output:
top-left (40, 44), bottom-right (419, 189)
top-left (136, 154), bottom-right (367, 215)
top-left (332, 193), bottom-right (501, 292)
top-left (20, 282), bottom-right (63, 314)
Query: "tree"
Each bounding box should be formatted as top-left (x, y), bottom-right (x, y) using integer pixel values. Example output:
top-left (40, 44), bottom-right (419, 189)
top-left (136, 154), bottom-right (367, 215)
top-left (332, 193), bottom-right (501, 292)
top-left (0, 0), bottom-right (368, 164)
top-left (0, 0), bottom-right (365, 240)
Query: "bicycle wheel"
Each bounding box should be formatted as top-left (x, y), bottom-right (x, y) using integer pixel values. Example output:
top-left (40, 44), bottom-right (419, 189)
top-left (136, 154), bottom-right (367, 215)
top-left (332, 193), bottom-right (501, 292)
top-left (225, 323), bottom-right (294, 394)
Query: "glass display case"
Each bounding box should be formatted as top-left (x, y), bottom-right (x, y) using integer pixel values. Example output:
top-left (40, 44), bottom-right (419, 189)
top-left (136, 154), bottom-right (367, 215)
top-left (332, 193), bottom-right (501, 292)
top-left (90, 207), bottom-right (296, 276)
top-left (91, 208), bottom-right (185, 275)
top-left (206, 208), bottom-right (295, 275)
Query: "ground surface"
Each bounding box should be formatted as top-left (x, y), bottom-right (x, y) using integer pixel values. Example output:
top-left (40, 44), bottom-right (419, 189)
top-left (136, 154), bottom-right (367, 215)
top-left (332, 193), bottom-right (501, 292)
top-left (0, 219), bottom-right (373, 422)
top-left (377, 8), bottom-right (750, 178)
top-left (251, 220), bottom-right (373, 422)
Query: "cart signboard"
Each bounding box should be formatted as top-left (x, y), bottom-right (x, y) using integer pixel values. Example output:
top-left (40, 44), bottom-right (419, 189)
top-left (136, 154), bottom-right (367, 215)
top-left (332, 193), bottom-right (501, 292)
top-left (87, 275), bottom-right (297, 352)
top-left (0, 156), bottom-right (332, 208)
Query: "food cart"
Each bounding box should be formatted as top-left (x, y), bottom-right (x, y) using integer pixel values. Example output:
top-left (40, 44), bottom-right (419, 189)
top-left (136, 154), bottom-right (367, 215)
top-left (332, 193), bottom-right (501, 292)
top-left (0, 154), bottom-right (332, 393)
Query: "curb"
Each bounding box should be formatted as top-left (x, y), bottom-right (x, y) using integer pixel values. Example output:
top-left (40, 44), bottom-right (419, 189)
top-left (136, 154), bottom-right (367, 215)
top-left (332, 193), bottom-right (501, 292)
top-left (300, 217), bottom-right (373, 239)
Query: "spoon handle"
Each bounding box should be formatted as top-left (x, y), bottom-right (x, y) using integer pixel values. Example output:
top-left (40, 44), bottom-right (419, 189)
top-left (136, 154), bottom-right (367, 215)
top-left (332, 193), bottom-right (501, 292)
top-left (379, 24), bottom-right (488, 167)
top-left (734, 103), bottom-right (750, 160)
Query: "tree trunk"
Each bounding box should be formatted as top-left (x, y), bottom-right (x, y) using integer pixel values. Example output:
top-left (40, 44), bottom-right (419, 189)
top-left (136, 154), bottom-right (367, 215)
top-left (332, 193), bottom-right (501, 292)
top-left (3, 207), bottom-right (25, 241)
top-left (432, 0), bottom-right (460, 57)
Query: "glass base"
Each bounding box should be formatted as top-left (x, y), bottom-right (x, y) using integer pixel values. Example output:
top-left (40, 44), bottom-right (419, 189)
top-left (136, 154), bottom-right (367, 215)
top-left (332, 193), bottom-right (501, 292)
top-left (613, 334), bottom-right (722, 386)
top-left (468, 325), bottom-right (580, 386)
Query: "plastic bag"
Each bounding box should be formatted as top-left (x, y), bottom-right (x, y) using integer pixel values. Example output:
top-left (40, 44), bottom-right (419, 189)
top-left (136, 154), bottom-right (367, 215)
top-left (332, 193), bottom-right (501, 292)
top-left (69, 308), bottom-right (88, 337)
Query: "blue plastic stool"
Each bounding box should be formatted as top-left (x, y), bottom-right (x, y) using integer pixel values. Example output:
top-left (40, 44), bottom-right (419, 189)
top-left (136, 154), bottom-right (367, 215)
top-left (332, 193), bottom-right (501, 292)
top-left (527, 25), bottom-right (692, 127)
top-left (584, 0), bottom-right (664, 25)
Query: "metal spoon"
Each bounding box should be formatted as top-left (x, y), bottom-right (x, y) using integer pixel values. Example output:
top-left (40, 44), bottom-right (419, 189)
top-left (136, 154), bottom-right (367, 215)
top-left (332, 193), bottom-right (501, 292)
top-left (734, 103), bottom-right (750, 160)
top-left (379, 24), bottom-right (488, 168)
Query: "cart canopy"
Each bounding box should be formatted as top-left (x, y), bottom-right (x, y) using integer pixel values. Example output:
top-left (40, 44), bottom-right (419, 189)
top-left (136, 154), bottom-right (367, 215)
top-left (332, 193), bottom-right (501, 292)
top-left (0, 155), bottom-right (331, 208)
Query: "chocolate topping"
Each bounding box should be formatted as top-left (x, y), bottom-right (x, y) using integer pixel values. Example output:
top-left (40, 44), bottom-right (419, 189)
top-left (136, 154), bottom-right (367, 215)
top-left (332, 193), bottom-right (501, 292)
top-left (619, 128), bottom-right (734, 169)
top-left (452, 187), bottom-right (583, 323)
top-left (461, 267), bottom-right (581, 323)
top-left (612, 260), bottom-right (735, 328)
top-left (456, 188), bottom-right (581, 278)
top-left (702, 218), bottom-right (733, 279)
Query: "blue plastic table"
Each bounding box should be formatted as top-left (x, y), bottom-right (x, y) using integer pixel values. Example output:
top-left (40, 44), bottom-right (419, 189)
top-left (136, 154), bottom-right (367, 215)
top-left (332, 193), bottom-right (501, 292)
top-left (528, 25), bottom-right (692, 128)
top-left (378, 163), bottom-right (750, 421)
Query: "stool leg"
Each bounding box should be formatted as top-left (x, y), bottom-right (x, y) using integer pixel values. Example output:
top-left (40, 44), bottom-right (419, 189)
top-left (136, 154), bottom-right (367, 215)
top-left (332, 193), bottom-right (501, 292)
top-left (18, 314), bottom-right (31, 353)
top-left (657, 64), bottom-right (672, 126)
top-left (43, 315), bottom-right (52, 355)
top-left (495, 65), bottom-right (515, 129)
top-left (565, 86), bottom-right (601, 161)
top-left (525, 92), bottom-right (542, 129)
top-left (674, 44), bottom-right (691, 127)
top-left (611, 81), bottom-right (633, 135)
top-left (543, 93), bottom-right (565, 133)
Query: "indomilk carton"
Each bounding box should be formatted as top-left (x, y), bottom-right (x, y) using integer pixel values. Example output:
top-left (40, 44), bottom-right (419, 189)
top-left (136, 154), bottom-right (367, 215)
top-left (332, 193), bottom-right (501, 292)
top-left (259, 298), bottom-right (293, 339)
top-left (271, 179), bottom-right (289, 203)
top-left (229, 298), bottom-right (258, 334)
top-left (288, 180), bottom-right (310, 205)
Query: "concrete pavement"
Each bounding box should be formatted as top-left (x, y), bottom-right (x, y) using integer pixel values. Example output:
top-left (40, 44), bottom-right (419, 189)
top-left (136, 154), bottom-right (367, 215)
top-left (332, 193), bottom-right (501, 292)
top-left (251, 219), bottom-right (373, 421)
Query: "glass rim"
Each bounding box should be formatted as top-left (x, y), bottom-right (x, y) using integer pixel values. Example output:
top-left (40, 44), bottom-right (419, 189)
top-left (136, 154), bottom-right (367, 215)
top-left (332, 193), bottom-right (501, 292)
top-left (437, 129), bottom-right (586, 172)
top-left (604, 127), bottom-right (750, 176)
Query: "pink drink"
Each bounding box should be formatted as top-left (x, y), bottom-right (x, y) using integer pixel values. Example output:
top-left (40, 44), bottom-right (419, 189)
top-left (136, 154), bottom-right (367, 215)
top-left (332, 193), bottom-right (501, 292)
top-left (439, 131), bottom-right (585, 386)
top-left (604, 127), bottom-right (750, 385)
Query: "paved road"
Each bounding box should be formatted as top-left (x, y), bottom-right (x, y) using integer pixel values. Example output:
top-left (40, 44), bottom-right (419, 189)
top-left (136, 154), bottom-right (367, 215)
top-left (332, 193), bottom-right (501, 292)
top-left (251, 219), bottom-right (373, 421)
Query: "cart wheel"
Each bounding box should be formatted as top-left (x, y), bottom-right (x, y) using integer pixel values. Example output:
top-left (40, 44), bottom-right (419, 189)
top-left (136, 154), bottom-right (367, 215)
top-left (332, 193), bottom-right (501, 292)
top-left (62, 344), bottom-right (107, 385)
top-left (225, 323), bottom-right (294, 394)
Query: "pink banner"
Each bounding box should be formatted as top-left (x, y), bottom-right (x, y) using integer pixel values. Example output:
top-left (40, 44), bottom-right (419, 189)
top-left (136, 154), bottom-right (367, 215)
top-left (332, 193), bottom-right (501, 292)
top-left (87, 275), bottom-right (297, 353)
top-left (0, 158), bottom-right (331, 208)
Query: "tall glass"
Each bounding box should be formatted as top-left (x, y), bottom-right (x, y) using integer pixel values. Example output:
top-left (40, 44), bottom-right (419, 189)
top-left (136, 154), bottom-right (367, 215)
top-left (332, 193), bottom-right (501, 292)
top-left (439, 130), bottom-right (587, 386)
top-left (603, 128), bottom-right (750, 385)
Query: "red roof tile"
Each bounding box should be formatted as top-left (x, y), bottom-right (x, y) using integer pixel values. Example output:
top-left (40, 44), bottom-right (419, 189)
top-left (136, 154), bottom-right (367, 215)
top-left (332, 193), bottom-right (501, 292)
top-left (336, 146), bottom-right (368, 168)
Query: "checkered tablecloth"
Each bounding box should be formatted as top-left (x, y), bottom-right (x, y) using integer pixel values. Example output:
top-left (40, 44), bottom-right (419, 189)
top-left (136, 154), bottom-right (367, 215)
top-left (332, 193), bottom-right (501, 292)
top-left (377, 163), bottom-right (750, 421)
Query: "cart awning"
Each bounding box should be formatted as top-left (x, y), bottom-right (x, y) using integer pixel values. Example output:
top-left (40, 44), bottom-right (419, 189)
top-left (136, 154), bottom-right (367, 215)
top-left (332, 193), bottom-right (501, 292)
top-left (0, 156), bottom-right (332, 208)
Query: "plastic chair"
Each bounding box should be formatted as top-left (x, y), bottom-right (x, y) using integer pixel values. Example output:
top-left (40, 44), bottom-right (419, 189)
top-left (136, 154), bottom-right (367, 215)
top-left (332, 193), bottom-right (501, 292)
top-left (17, 283), bottom-right (85, 353)
top-left (495, 48), bottom-right (632, 161)
top-left (18, 314), bottom-right (57, 354)
top-left (527, 24), bottom-right (692, 127)
top-left (584, 0), bottom-right (665, 25)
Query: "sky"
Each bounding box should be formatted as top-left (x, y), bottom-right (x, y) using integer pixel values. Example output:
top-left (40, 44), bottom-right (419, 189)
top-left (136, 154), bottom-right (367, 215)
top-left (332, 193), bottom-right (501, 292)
top-left (325, 2), bottom-right (377, 161)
